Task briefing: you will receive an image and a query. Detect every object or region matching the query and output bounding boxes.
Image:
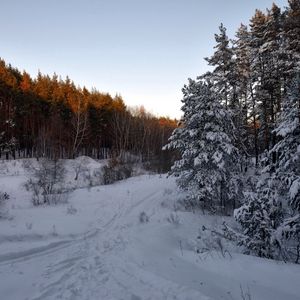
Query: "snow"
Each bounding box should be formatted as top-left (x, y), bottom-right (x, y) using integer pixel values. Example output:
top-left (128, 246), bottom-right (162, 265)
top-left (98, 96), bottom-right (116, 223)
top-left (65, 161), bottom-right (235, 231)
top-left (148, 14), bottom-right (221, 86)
top-left (290, 178), bottom-right (300, 200)
top-left (0, 159), bottom-right (299, 300)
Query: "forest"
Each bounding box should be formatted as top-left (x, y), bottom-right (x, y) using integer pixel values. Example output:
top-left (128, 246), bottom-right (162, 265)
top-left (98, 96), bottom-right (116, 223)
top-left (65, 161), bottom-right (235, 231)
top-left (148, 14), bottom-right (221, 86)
top-left (166, 0), bottom-right (300, 263)
top-left (0, 60), bottom-right (176, 170)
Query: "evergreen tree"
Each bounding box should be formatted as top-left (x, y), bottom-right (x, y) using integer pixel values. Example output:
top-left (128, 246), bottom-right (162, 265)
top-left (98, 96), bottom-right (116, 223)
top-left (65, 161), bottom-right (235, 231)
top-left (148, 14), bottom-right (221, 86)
top-left (233, 183), bottom-right (281, 259)
top-left (233, 76), bottom-right (300, 262)
top-left (165, 79), bottom-right (241, 212)
top-left (249, 10), bottom-right (273, 152)
top-left (272, 75), bottom-right (300, 211)
top-left (226, 170), bottom-right (286, 260)
top-left (283, 0), bottom-right (300, 78)
top-left (235, 23), bottom-right (251, 113)
top-left (271, 76), bottom-right (300, 262)
top-left (234, 23), bottom-right (260, 165)
top-left (204, 24), bottom-right (236, 109)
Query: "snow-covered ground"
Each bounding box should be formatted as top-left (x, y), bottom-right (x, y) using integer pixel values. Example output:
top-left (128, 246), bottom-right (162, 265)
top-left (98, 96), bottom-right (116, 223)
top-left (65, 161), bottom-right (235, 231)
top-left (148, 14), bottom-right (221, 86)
top-left (0, 159), bottom-right (299, 300)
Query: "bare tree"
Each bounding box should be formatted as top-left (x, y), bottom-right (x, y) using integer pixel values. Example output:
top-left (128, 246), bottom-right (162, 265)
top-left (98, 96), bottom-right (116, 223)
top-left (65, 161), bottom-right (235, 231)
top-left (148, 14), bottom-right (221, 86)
top-left (71, 96), bottom-right (89, 158)
top-left (111, 110), bottom-right (132, 159)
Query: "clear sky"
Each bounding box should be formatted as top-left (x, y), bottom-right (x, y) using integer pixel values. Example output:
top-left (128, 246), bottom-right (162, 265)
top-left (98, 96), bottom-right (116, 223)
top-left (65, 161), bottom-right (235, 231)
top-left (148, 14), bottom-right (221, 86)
top-left (0, 0), bottom-right (287, 118)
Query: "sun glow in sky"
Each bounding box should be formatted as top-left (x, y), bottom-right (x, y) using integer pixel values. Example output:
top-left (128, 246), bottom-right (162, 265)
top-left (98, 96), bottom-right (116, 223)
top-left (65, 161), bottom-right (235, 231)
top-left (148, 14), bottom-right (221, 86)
top-left (0, 0), bottom-right (286, 118)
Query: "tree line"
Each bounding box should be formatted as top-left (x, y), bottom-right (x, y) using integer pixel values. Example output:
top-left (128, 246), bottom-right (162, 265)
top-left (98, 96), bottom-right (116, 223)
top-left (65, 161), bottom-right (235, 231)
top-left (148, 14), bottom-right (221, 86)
top-left (166, 0), bottom-right (300, 262)
top-left (0, 58), bottom-right (177, 170)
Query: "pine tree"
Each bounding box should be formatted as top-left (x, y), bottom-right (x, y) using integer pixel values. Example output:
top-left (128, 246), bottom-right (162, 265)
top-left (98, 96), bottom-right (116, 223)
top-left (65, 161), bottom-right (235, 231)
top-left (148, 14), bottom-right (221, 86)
top-left (233, 182), bottom-right (281, 259)
top-left (264, 4), bottom-right (284, 151)
top-left (233, 76), bottom-right (300, 262)
top-left (232, 24), bottom-right (254, 165)
top-left (249, 10), bottom-right (273, 152)
top-left (164, 79), bottom-right (241, 212)
top-left (235, 23), bottom-right (251, 112)
top-left (272, 76), bottom-right (300, 211)
top-left (283, 0), bottom-right (300, 78)
top-left (204, 24), bottom-right (238, 108)
top-left (271, 76), bottom-right (300, 262)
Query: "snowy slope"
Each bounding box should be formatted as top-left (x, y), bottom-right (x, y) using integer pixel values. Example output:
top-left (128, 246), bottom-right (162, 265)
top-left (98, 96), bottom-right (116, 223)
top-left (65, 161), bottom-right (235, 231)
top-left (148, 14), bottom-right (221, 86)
top-left (0, 160), bottom-right (299, 300)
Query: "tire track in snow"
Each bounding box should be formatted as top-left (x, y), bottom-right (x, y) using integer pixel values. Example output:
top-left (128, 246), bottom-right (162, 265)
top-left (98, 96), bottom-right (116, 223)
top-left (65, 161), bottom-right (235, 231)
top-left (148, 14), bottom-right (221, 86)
top-left (26, 184), bottom-right (161, 299)
top-left (1, 176), bottom-right (203, 300)
top-left (0, 195), bottom-right (123, 266)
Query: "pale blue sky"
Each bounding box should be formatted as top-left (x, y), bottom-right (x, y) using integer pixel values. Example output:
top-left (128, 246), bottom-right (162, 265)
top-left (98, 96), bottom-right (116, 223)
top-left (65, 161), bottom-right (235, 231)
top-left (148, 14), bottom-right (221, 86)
top-left (0, 0), bottom-right (286, 118)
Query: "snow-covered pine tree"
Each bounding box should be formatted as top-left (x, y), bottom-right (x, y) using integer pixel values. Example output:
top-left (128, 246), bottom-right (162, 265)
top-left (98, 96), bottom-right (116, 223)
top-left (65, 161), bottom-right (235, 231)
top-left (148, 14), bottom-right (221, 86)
top-left (232, 23), bottom-right (255, 169)
top-left (204, 23), bottom-right (236, 109)
top-left (233, 178), bottom-right (282, 259)
top-left (249, 9), bottom-right (273, 152)
top-left (204, 23), bottom-right (249, 171)
top-left (164, 79), bottom-right (241, 213)
top-left (272, 75), bottom-right (300, 211)
top-left (234, 23), bottom-right (251, 122)
top-left (263, 4), bottom-right (284, 153)
top-left (283, 0), bottom-right (300, 79)
top-left (232, 76), bottom-right (300, 262)
top-left (271, 75), bottom-right (300, 262)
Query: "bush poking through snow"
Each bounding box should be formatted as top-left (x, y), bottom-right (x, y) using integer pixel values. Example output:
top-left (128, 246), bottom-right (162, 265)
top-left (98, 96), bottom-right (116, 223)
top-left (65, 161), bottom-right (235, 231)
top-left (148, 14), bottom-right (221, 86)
top-left (24, 158), bottom-right (69, 206)
top-left (102, 158), bottom-right (133, 185)
top-left (0, 192), bottom-right (9, 201)
top-left (197, 225), bottom-right (232, 259)
top-left (67, 205), bottom-right (77, 215)
top-left (139, 211), bottom-right (149, 223)
top-left (0, 191), bottom-right (9, 218)
top-left (73, 159), bottom-right (89, 181)
top-left (239, 285), bottom-right (252, 300)
top-left (167, 212), bottom-right (180, 226)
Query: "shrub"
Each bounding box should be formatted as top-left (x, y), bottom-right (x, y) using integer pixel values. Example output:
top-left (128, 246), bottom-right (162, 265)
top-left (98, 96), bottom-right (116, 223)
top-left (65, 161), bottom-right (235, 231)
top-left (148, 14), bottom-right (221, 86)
top-left (0, 191), bottom-right (9, 218)
top-left (139, 211), bottom-right (149, 223)
top-left (25, 158), bottom-right (68, 206)
top-left (102, 158), bottom-right (133, 185)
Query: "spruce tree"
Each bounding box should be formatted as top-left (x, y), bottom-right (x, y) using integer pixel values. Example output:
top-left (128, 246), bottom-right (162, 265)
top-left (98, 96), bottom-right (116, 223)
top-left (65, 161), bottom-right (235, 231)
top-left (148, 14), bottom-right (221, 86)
top-left (233, 182), bottom-right (281, 259)
top-left (272, 76), bottom-right (300, 211)
top-left (165, 79), bottom-right (241, 212)
top-left (283, 0), bottom-right (300, 78)
top-left (271, 76), bottom-right (300, 262)
top-left (233, 76), bottom-right (300, 262)
top-left (204, 24), bottom-right (236, 109)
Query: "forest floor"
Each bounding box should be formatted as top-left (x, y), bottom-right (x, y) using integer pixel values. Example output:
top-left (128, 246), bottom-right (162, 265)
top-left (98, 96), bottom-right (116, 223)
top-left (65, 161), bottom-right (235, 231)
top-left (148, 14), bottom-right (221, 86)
top-left (0, 158), bottom-right (299, 300)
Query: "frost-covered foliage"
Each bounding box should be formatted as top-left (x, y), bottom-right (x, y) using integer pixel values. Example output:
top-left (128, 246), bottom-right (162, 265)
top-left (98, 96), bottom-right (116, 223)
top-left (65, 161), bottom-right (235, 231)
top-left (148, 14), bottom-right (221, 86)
top-left (271, 76), bottom-right (300, 262)
top-left (232, 77), bottom-right (300, 262)
top-left (233, 180), bottom-right (282, 259)
top-left (271, 76), bottom-right (300, 212)
top-left (204, 23), bottom-right (236, 108)
top-left (283, 0), bottom-right (300, 76)
top-left (163, 1), bottom-right (300, 264)
top-left (164, 79), bottom-right (241, 212)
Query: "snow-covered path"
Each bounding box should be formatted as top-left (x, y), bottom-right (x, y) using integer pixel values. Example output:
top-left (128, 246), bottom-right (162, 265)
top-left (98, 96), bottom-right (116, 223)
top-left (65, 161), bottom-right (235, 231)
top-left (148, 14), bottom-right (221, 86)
top-left (0, 176), bottom-right (206, 299)
top-left (0, 172), bottom-right (300, 300)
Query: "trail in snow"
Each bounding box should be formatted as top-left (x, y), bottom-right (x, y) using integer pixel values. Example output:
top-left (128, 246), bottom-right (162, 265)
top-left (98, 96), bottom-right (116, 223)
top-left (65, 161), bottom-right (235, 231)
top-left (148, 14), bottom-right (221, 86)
top-left (0, 167), bottom-right (300, 300)
top-left (0, 176), bottom-right (207, 300)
